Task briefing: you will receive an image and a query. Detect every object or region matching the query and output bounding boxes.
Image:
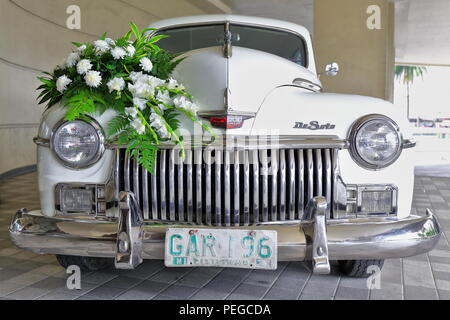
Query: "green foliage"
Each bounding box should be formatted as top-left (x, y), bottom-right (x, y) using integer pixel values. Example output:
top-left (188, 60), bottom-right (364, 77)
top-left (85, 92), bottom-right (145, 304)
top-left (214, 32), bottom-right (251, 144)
top-left (395, 65), bottom-right (427, 85)
top-left (35, 22), bottom-right (211, 174)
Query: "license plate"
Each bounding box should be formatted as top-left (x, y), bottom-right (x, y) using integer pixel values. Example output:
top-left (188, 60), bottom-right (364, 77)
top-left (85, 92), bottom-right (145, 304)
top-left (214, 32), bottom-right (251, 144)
top-left (164, 228), bottom-right (277, 270)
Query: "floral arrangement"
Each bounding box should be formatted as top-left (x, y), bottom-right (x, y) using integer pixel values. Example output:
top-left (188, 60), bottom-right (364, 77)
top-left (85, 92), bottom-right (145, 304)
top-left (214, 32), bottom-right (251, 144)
top-left (36, 23), bottom-right (211, 172)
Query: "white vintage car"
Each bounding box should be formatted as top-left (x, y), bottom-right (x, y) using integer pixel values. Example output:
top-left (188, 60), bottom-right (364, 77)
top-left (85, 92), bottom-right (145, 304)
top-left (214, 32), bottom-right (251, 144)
top-left (10, 15), bottom-right (441, 277)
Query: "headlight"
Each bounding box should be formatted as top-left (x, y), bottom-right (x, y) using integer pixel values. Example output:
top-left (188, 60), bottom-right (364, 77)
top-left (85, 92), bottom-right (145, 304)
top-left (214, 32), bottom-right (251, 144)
top-left (349, 115), bottom-right (402, 170)
top-left (51, 119), bottom-right (104, 169)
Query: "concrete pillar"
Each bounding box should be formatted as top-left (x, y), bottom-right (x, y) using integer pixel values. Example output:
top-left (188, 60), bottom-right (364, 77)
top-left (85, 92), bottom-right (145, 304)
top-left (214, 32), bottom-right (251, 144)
top-left (314, 0), bottom-right (395, 101)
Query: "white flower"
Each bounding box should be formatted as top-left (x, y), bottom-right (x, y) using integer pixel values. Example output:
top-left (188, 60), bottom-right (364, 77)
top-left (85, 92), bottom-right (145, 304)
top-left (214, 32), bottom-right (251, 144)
top-left (125, 107), bottom-right (138, 118)
top-left (84, 71), bottom-right (102, 88)
top-left (166, 78), bottom-right (179, 90)
top-left (156, 90), bottom-right (172, 105)
top-left (142, 75), bottom-right (164, 88)
top-left (149, 112), bottom-right (164, 129)
top-left (131, 118), bottom-right (145, 134)
top-left (129, 71), bottom-right (144, 83)
top-left (157, 103), bottom-right (167, 112)
top-left (139, 57), bottom-right (153, 72)
top-left (93, 40), bottom-right (109, 54)
top-left (56, 75), bottom-right (72, 93)
top-left (66, 52), bottom-right (80, 68)
top-left (128, 82), bottom-right (154, 99)
top-left (107, 77), bottom-right (125, 93)
top-left (173, 95), bottom-right (199, 114)
top-left (77, 45), bottom-right (87, 53)
top-left (133, 97), bottom-right (147, 110)
top-left (105, 38), bottom-right (115, 46)
top-left (126, 45), bottom-right (136, 57)
top-left (111, 47), bottom-right (127, 60)
top-left (157, 126), bottom-right (171, 139)
top-left (76, 59), bottom-right (92, 75)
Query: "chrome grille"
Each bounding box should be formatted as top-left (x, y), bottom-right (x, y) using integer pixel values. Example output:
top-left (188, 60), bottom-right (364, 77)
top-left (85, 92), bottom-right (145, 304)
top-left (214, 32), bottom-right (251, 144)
top-left (117, 147), bottom-right (338, 225)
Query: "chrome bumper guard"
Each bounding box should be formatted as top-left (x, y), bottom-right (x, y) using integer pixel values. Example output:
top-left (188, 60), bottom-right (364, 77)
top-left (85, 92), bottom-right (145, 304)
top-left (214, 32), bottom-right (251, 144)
top-left (9, 193), bottom-right (441, 274)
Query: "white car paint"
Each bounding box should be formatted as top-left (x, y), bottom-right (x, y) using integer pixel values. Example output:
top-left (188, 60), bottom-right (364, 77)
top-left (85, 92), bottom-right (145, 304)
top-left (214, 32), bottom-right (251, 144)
top-left (36, 14), bottom-right (415, 219)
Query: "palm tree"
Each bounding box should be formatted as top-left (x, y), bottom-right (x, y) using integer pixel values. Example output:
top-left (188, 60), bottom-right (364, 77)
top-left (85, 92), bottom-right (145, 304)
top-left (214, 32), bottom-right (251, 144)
top-left (394, 65), bottom-right (427, 121)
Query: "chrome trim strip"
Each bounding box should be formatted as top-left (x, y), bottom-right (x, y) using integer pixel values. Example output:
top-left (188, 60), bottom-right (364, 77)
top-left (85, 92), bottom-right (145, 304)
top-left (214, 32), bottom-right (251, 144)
top-left (306, 150), bottom-right (314, 202)
top-left (288, 149), bottom-right (296, 220)
top-left (224, 151), bottom-right (231, 226)
top-left (186, 150), bottom-right (193, 223)
top-left (204, 149), bottom-right (212, 225)
top-left (243, 151), bottom-right (250, 226)
top-left (314, 149), bottom-right (322, 196)
top-left (215, 150), bottom-right (222, 225)
top-left (297, 149), bottom-right (304, 218)
top-left (142, 162), bottom-right (149, 220)
top-left (324, 149), bottom-right (332, 208)
top-left (168, 150), bottom-right (176, 221)
top-left (260, 149), bottom-right (269, 223)
top-left (270, 149), bottom-right (278, 221)
top-left (124, 152), bottom-right (131, 191)
top-left (177, 152), bottom-right (185, 222)
top-left (233, 150), bottom-right (240, 225)
top-left (279, 149), bottom-right (287, 221)
top-left (402, 138), bottom-right (416, 149)
top-left (251, 150), bottom-right (260, 225)
top-left (194, 150), bottom-right (203, 224)
top-left (151, 153), bottom-right (158, 220)
top-left (159, 150), bottom-right (167, 221)
top-left (133, 157), bottom-right (140, 204)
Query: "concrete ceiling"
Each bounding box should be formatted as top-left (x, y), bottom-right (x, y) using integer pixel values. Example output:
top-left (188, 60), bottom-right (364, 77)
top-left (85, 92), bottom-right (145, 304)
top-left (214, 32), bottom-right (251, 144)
top-left (395, 0), bottom-right (450, 66)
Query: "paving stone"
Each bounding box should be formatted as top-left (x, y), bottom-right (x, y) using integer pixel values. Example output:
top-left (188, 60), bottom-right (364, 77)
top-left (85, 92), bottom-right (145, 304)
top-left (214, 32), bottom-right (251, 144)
top-left (5, 287), bottom-right (50, 300)
top-left (158, 284), bottom-right (198, 299)
top-left (431, 262), bottom-right (450, 273)
top-left (263, 287), bottom-right (300, 300)
top-left (403, 259), bottom-right (436, 289)
top-left (226, 283), bottom-right (268, 300)
top-left (114, 280), bottom-right (169, 300)
top-left (438, 290), bottom-right (450, 299)
top-left (148, 267), bottom-right (193, 284)
top-left (30, 277), bottom-right (67, 290)
top-left (299, 294), bottom-right (333, 300)
top-left (404, 285), bottom-right (438, 300)
top-left (37, 291), bottom-right (79, 300)
top-left (0, 281), bottom-right (26, 297)
top-left (334, 286), bottom-right (369, 300)
top-left (6, 271), bottom-right (49, 286)
top-left (0, 268), bottom-right (26, 281)
top-left (82, 271), bottom-right (118, 285)
top-left (435, 279), bottom-right (450, 291)
top-left (369, 282), bottom-right (403, 300)
top-left (103, 275), bottom-right (143, 289)
top-left (176, 267), bottom-right (222, 288)
top-left (80, 285), bottom-right (126, 300)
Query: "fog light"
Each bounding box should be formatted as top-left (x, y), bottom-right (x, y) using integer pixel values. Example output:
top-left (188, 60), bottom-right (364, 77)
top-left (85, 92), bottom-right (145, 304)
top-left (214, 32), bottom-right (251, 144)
top-left (345, 184), bottom-right (397, 217)
top-left (60, 188), bottom-right (93, 212)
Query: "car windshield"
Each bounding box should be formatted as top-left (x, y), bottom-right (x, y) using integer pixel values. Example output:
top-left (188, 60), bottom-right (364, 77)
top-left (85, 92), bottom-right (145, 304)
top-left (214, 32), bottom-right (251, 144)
top-left (156, 23), bottom-right (307, 66)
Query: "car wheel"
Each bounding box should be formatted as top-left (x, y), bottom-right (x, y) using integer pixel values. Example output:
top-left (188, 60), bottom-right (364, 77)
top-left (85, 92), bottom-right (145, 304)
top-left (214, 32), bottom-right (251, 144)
top-left (338, 259), bottom-right (384, 278)
top-left (56, 255), bottom-right (113, 272)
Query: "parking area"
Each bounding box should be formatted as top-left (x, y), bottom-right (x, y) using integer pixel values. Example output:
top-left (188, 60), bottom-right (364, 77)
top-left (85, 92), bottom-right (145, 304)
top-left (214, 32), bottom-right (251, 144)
top-left (0, 170), bottom-right (449, 300)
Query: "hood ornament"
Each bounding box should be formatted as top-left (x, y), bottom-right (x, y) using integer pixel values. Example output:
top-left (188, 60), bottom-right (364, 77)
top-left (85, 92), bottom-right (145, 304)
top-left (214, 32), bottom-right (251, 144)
top-left (199, 110), bottom-right (256, 129)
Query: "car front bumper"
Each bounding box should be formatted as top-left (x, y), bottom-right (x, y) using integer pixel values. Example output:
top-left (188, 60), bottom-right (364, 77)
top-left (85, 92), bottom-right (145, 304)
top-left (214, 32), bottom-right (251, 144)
top-left (9, 192), bottom-right (441, 274)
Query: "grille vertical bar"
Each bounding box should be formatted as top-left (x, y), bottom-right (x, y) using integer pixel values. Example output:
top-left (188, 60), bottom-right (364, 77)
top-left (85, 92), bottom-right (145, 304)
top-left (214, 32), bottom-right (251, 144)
top-left (120, 147), bottom-right (338, 226)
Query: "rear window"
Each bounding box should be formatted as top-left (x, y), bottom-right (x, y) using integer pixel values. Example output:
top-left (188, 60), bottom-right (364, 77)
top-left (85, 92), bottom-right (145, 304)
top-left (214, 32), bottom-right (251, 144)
top-left (157, 23), bottom-right (307, 67)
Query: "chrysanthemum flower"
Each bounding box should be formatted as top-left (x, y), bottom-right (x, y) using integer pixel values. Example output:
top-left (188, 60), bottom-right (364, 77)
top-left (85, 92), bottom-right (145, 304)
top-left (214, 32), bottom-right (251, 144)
top-left (56, 75), bottom-right (72, 93)
top-left (139, 57), bottom-right (153, 72)
top-left (126, 45), bottom-right (136, 57)
top-left (65, 52), bottom-right (80, 68)
top-left (111, 47), bottom-right (127, 60)
top-left (93, 40), bottom-right (109, 54)
top-left (76, 59), bottom-right (92, 75)
top-left (84, 71), bottom-right (102, 88)
top-left (107, 77), bottom-right (125, 93)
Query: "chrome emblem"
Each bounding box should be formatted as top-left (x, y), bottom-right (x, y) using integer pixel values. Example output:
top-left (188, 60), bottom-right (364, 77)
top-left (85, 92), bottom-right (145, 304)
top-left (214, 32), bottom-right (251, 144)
top-left (293, 121), bottom-right (336, 130)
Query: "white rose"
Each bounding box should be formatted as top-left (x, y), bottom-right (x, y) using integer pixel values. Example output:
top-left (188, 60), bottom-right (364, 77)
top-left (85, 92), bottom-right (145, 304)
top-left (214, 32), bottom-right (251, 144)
top-left (107, 77), bottom-right (125, 93)
top-left (56, 75), bottom-right (72, 93)
top-left (84, 71), bottom-right (102, 88)
top-left (111, 47), bottom-right (127, 60)
top-left (76, 59), bottom-right (92, 75)
top-left (139, 57), bottom-right (153, 72)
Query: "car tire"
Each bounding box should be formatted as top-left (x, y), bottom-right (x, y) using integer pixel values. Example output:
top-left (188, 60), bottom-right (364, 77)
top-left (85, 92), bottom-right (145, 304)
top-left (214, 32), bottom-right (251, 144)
top-left (56, 255), bottom-right (113, 272)
top-left (338, 259), bottom-right (384, 278)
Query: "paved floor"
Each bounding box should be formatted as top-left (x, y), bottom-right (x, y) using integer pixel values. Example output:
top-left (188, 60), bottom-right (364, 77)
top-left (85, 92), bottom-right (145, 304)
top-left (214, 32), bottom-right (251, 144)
top-left (0, 171), bottom-right (449, 300)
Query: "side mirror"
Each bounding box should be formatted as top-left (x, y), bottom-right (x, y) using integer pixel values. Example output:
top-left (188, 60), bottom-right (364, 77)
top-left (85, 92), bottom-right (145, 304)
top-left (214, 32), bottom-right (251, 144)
top-left (324, 62), bottom-right (339, 77)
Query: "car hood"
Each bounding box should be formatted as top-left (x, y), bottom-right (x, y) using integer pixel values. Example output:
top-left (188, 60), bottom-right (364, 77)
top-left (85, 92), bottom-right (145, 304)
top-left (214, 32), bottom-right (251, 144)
top-left (172, 46), bottom-right (320, 114)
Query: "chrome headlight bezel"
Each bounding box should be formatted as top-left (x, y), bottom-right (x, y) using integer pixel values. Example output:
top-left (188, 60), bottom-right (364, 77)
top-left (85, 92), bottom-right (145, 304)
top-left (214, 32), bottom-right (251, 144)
top-left (348, 114), bottom-right (403, 170)
top-left (50, 118), bottom-right (105, 169)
